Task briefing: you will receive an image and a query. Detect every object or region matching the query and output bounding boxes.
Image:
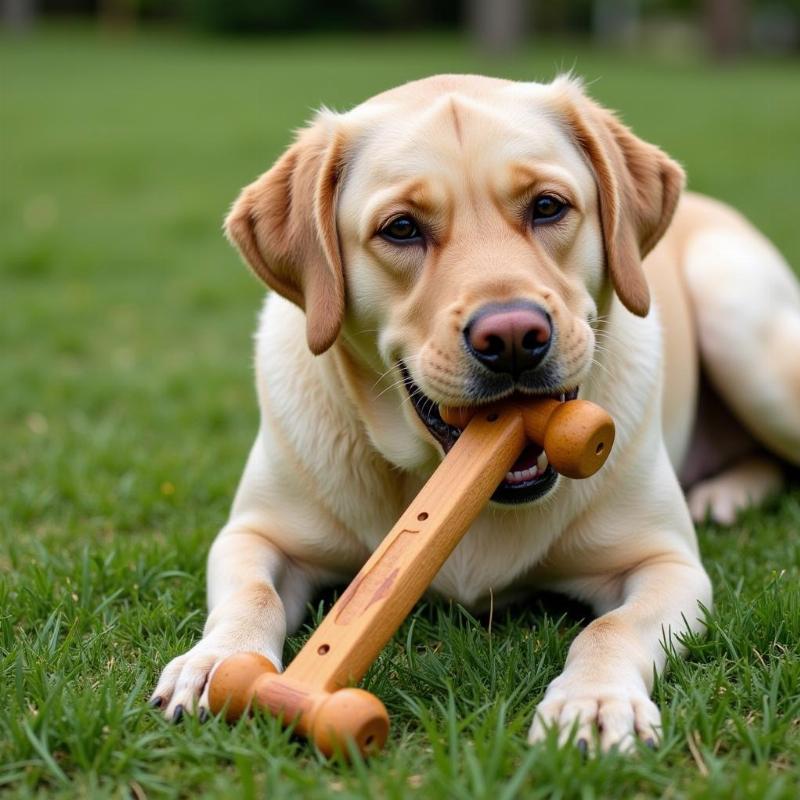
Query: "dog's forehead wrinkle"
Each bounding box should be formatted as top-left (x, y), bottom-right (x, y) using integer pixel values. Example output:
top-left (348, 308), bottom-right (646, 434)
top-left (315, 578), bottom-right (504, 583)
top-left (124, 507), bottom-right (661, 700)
top-left (353, 73), bottom-right (565, 114)
top-left (356, 92), bottom-right (561, 170)
top-left (339, 75), bottom-right (582, 153)
top-left (447, 96), bottom-right (464, 147)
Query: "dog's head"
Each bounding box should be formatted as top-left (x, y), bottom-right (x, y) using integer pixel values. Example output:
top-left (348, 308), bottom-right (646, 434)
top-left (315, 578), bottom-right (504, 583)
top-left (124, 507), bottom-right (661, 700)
top-left (226, 75), bottom-right (683, 503)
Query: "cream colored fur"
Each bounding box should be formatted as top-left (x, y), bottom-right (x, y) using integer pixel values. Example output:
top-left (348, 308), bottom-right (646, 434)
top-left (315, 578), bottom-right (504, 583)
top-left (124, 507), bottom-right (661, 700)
top-left (152, 75), bottom-right (800, 752)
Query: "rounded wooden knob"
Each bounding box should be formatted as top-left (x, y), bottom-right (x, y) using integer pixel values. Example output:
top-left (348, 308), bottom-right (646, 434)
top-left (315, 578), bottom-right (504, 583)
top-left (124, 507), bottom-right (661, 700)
top-left (207, 652), bottom-right (278, 721)
top-left (538, 399), bottom-right (615, 478)
top-left (439, 405), bottom-right (477, 428)
top-left (311, 688), bottom-right (389, 757)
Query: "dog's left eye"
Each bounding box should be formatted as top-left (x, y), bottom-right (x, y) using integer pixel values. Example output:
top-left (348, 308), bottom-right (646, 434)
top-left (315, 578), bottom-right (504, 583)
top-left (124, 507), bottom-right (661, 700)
top-left (380, 215), bottom-right (422, 243)
top-left (531, 195), bottom-right (568, 224)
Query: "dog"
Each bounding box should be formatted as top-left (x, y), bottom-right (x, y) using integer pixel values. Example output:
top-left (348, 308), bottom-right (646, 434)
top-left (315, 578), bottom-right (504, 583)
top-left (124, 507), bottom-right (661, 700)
top-left (151, 74), bottom-right (800, 751)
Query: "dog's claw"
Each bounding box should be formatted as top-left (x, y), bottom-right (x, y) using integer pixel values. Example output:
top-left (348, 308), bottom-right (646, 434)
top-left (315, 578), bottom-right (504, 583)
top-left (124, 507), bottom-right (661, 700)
top-left (148, 696), bottom-right (164, 709)
top-left (577, 737), bottom-right (589, 755)
top-left (172, 704), bottom-right (184, 723)
top-left (198, 707), bottom-right (209, 724)
top-left (645, 737), bottom-right (656, 749)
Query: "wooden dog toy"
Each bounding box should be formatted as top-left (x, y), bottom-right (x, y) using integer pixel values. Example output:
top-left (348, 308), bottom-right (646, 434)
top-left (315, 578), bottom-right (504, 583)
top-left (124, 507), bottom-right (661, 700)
top-left (208, 396), bottom-right (615, 757)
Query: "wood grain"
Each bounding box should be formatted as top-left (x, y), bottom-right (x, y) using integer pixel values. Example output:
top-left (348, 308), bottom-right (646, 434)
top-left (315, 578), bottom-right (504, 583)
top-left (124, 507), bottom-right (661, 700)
top-left (283, 405), bottom-right (526, 692)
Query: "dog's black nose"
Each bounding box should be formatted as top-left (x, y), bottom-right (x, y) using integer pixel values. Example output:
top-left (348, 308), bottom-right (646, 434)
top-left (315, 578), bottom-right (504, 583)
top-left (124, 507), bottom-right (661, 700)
top-left (464, 301), bottom-right (552, 378)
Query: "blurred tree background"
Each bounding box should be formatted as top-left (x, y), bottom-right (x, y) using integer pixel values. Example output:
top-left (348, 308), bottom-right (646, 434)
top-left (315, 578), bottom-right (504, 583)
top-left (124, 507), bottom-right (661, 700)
top-left (3, 0), bottom-right (799, 56)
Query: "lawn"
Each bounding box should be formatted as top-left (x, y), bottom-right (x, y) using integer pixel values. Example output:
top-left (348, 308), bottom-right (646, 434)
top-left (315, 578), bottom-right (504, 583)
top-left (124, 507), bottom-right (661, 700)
top-left (1, 25), bottom-right (799, 799)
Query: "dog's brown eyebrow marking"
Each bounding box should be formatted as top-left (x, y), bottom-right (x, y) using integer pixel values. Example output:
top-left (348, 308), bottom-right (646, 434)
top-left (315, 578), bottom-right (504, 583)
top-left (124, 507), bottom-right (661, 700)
top-left (448, 97), bottom-right (463, 147)
top-left (506, 163), bottom-right (542, 200)
top-left (504, 162), bottom-right (580, 211)
top-left (401, 179), bottom-right (437, 214)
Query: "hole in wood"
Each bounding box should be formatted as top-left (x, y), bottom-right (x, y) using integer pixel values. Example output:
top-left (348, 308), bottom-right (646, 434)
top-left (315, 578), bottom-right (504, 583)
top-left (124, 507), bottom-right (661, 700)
top-left (487, 412), bottom-right (498, 422)
top-left (417, 512), bottom-right (428, 521)
top-left (317, 644), bottom-right (330, 655)
top-left (595, 442), bottom-right (605, 455)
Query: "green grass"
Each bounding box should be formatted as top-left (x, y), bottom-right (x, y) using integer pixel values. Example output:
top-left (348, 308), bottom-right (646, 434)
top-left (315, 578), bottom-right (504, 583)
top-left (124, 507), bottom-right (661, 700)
top-left (2, 25), bottom-right (799, 799)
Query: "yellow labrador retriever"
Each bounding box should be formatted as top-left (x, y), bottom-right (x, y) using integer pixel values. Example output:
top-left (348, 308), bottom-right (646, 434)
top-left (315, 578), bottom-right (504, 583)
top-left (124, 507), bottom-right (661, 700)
top-left (152, 75), bottom-right (800, 750)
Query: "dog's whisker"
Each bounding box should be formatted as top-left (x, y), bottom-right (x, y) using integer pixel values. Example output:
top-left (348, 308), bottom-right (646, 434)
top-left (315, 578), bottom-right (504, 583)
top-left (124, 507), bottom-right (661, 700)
top-left (371, 367), bottom-right (403, 393)
top-left (588, 356), bottom-right (617, 384)
top-left (370, 354), bottom-right (425, 389)
top-left (375, 376), bottom-right (418, 401)
top-left (371, 361), bottom-right (426, 398)
top-left (591, 331), bottom-right (626, 348)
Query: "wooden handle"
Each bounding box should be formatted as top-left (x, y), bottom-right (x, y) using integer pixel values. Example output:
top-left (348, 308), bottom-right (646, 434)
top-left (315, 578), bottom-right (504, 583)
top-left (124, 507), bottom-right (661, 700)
top-left (207, 396), bottom-right (615, 757)
top-left (285, 406), bottom-right (527, 692)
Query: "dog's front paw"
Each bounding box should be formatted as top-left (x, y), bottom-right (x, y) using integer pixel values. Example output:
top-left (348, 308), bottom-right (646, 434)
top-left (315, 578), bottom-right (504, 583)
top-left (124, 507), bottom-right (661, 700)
top-left (528, 670), bottom-right (661, 753)
top-left (149, 636), bottom-right (283, 722)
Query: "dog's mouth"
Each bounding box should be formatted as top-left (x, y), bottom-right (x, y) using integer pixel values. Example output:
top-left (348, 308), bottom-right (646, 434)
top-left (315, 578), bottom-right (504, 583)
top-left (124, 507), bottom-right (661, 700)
top-left (399, 362), bottom-right (578, 505)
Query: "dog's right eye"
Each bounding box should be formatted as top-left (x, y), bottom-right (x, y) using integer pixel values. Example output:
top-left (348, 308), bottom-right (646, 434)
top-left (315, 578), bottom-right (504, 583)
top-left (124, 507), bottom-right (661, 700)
top-left (380, 215), bottom-right (422, 243)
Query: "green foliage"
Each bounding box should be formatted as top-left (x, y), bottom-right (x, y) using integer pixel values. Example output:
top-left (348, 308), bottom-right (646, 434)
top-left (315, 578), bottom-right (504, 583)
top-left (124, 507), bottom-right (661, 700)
top-left (1, 25), bottom-right (799, 799)
top-left (179, 0), bottom-right (459, 33)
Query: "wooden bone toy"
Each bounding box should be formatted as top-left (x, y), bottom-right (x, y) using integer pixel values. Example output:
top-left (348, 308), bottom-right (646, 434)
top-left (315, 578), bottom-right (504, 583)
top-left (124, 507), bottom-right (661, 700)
top-left (208, 396), bottom-right (615, 757)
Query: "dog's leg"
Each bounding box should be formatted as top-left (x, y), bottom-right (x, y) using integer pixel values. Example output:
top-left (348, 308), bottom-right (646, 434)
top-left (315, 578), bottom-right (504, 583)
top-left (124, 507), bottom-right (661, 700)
top-left (529, 554), bottom-right (711, 752)
top-left (684, 224), bottom-right (800, 466)
top-left (151, 520), bottom-right (313, 721)
top-left (687, 454), bottom-right (784, 525)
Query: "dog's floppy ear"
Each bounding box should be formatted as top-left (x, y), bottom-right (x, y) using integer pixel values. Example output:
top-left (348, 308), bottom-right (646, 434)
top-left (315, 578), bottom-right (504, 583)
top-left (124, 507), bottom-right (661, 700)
top-left (225, 115), bottom-right (346, 354)
top-left (553, 79), bottom-right (685, 316)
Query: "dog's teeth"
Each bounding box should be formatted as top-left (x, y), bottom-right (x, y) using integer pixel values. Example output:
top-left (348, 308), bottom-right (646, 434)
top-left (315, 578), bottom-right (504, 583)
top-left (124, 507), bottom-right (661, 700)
top-left (560, 392), bottom-right (566, 402)
top-left (505, 467), bottom-right (540, 485)
top-left (537, 452), bottom-right (549, 473)
top-left (506, 462), bottom-right (550, 485)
